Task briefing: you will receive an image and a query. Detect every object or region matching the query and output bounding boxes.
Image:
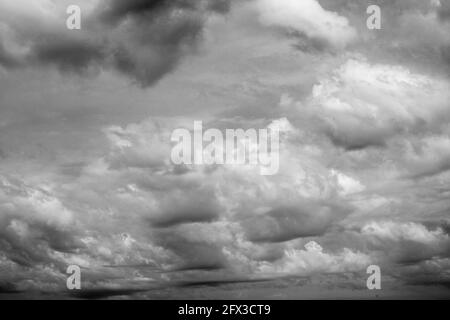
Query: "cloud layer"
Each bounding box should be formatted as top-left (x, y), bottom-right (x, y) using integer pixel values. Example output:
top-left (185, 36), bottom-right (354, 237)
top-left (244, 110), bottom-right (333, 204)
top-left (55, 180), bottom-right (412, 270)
top-left (0, 0), bottom-right (450, 299)
top-left (0, 0), bottom-right (231, 86)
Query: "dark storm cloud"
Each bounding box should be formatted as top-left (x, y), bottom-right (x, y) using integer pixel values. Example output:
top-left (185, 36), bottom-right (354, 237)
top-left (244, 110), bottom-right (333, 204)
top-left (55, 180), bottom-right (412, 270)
top-left (0, 282), bottom-right (22, 294)
top-left (206, 0), bottom-right (231, 13)
top-left (150, 192), bottom-right (221, 228)
top-left (442, 45), bottom-right (450, 66)
top-left (407, 161), bottom-right (450, 180)
top-left (168, 263), bottom-right (225, 273)
top-left (0, 42), bottom-right (20, 68)
top-left (102, 262), bottom-right (223, 273)
top-left (241, 203), bottom-right (349, 243)
top-left (0, 148), bottom-right (7, 159)
top-left (0, 218), bottom-right (84, 267)
top-left (326, 130), bottom-right (387, 151)
top-left (360, 221), bottom-right (450, 265)
top-left (99, 0), bottom-right (176, 24)
top-left (38, 225), bottom-right (86, 254)
top-left (98, 0), bottom-right (207, 87)
top-left (406, 278), bottom-right (450, 290)
top-left (175, 277), bottom-right (271, 288)
top-left (0, 175), bottom-right (85, 273)
top-left (69, 287), bottom-right (149, 299)
top-left (291, 35), bottom-right (332, 54)
top-left (425, 220), bottom-right (450, 236)
top-left (99, 0), bottom-right (231, 24)
top-left (96, 0), bottom-right (231, 86)
top-left (0, 0), bottom-right (232, 87)
top-left (151, 225), bottom-right (230, 272)
top-left (30, 35), bottom-right (105, 73)
top-left (390, 242), bottom-right (450, 265)
top-left (438, 0), bottom-right (450, 21)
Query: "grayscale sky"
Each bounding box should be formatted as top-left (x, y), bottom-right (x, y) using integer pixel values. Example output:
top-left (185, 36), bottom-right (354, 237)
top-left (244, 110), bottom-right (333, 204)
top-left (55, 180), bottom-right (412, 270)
top-left (0, 0), bottom-right (449, 299)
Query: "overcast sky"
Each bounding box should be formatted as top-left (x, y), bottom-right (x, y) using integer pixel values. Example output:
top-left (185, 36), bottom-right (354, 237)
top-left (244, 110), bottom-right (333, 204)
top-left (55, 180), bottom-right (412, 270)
top-left (0, 0), bottom-right (450, 299)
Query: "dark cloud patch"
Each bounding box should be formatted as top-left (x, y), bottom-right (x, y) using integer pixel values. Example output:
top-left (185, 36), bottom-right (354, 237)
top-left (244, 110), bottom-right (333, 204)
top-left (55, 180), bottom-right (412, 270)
top-left (0, 179), bottom-right (84, 269)
top-left (99, 0), bottom-right (231, 24)
top-left (0, 42), bottom-right (20, 69)
top-left (59, 162), bottom-right (87, 178)
top-left (0, 0), bottom-right (232, 87)
top-left (406, 279), bottom-right (450, 290)
top-left (407, 161), bottom-right (450, 180)
top-left (0, 148), bottom-right (7, 159)
top-left (440, 219), bottom-right (450, 234)
top-left (175, 278), bottom-right (272, 288)
top-left (154, 229), bottom-right (228, 270)
top-left (103, 263), bottom-right (161, 270)
top-left (441, 45), bottom-right (450, 67)
top-left (97, 0), bottom-right (208, 86)
top-left (109, 11), bottom-right (204, 87)
top-left (291, 35), bottom-right (333, 54)
top-left (0, 220), bottom-right (84, 268)
top-left (30, 35), bottom-right (105, 74)
top-left (151, 203), bottom-right (219, 228)
top-left (206, 0), bottom-right (231, 13)
top-left (0, 282), bottom-right (22, 294)
top-left (438, 0), bottom-right (450, 21)
top-left (99, 0), bottom-right (173, 25)
top-left (396, 257), bottom-right (450, 294)
top-left (390, 241), bottom-right (449, 265)
top-left (37, 225), bottom-right (86, 254)
top-left (326, 130), bottom-right (387, 151)
top-left (167, 263), bottom-right (225, 273)
top-left (69, 287), bottom-right (149, 299)
top-left (360, 221), bottom-right (450, 265)
top-left (241, 203), bottom-right (347, 243)
top-left (0, 219), bottom-right (51, 268)
top-left (150, 188), bottom-right (221, 228)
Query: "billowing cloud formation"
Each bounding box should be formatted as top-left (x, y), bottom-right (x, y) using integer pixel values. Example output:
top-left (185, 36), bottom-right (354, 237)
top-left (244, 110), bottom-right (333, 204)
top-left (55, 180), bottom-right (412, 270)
top-left (1, 0), bottom-right (450, 299)
top-left (402, 136), bottom-right (450, 179)
top-left (0, 174), bottom-right (82, 280)
top-left (257, 0), bottom-right (357, 48)
top-left (360, 221), bottom-right (450, 264)
top-left (0, 0), bottom-right (231, 86)
top-left (241, 203), bottom-right (347, 243)
top-left (258, 241), bottom-right (371, 275)
top-left (308, 59), bottom-right (450, 150)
